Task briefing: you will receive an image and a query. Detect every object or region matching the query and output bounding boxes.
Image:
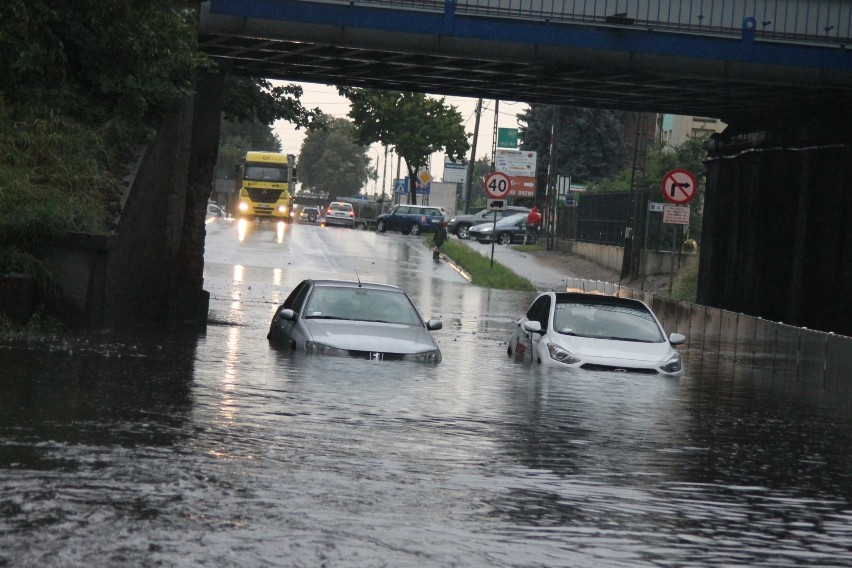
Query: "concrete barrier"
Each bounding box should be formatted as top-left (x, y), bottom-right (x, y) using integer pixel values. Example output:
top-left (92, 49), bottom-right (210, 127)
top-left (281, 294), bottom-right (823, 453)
top-left (562, 278), bottom-right (852, 394)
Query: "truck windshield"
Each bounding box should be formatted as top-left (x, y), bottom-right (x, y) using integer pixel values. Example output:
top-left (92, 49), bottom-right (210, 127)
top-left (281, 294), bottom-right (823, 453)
top-left (244, 165), bottom-right (286, 182)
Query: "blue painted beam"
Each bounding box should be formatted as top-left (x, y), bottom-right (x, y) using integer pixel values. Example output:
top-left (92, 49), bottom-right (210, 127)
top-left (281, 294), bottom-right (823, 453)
top-left (208, 0), bottom-right (851, 72)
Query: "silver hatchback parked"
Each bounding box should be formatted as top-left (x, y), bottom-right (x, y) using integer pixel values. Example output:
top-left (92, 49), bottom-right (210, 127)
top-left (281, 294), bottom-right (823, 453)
top-left (324, 201), bottom-right (355, 227)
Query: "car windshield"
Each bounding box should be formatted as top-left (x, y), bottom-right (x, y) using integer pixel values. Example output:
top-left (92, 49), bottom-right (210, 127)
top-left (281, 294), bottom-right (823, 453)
top-left (244, 165), bottom-right (287, 181)
top-left (553, 302), bottom-right (664, 342)
top-left (304, 287), bottom-right (423, 325)
top-left (329, 203), bottom-right (352, 211)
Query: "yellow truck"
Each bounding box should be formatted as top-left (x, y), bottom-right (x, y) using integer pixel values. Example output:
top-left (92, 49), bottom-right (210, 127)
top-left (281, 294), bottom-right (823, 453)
top-left (235, 151), bottom-right (295, 221)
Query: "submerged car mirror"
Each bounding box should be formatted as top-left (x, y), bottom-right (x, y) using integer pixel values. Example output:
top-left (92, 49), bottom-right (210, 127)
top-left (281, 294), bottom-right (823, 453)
top-left (426, 319), bottom-right (442, 331)
top-left (669, 332), bottom-right (686, 345)
top-left (523, 320), bottom-right (543, 334)
top-left (279, 308), bottom-right (296, 321)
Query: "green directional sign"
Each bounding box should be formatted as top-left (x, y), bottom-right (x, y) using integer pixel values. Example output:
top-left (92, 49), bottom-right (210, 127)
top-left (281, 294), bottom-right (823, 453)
top-left (497, 128), bottom-right (518, 148)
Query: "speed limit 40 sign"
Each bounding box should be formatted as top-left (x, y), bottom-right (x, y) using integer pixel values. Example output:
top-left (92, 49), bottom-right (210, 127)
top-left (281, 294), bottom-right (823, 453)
top-left (484, 171), bottom-right (511, 199)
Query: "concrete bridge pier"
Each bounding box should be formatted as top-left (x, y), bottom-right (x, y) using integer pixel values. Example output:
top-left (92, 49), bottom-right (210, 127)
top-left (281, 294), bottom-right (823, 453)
top-left (697, 105), bottom-right (852, 336)
top-left (43, 72), bottom-right (223, 331)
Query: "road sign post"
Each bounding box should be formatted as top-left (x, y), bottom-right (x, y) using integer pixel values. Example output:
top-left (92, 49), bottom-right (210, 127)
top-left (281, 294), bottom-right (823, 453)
top-left (661, 169), bottom-right (698, 205)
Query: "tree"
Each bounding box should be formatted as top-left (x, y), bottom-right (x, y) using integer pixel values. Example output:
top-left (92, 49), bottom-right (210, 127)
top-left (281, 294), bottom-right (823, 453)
top-left (464, 156), bottom-right (496, 210)
top-left (222, 77), bottom-right (322, 131)
top-left (340, 88), bottom-right (470, 204)
top-left (517, 104), bottom-right (626, 184)
top-left (297, 117), bottom-right (373, 198)
top-left (215, 119), bottom-right (283, 181)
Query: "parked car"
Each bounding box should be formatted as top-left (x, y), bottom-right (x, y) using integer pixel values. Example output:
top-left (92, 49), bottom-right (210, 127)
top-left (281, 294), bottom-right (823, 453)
top-left (448, 206), bottom-right (530, 239)
top-left (299, 206), bottom-right (321, 223)
top-left (267, 278), bottom-right (443, 363)
top-left (507, 292), bottom-right (685, 375)
top-left (376, 204), bottom-right (447, 235)
top-left (468, 212), bottom-right (534, 245)
top-left (205, 203), bottom-right (224, 223)
top-left (324, 201), bottom-right (355, 227)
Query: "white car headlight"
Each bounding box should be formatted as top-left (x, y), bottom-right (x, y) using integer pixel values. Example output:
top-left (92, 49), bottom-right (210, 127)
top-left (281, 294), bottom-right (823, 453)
top-left (659, 353), bottom-right (682, 374)
top-left (401, 350), bottom-right (442, 364)
top-left (546, 343), bottom-right (581, 365)
top-left (304, 341), bottom-right (348, 356)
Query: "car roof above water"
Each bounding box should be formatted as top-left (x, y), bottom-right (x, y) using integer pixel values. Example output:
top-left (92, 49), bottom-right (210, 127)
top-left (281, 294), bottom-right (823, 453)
top-left (310, 279), bottom-right (402, 293)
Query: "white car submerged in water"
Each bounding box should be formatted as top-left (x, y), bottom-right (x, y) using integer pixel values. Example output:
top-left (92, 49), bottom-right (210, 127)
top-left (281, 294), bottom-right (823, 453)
top-left (508, 292), bottom-right (685, 376)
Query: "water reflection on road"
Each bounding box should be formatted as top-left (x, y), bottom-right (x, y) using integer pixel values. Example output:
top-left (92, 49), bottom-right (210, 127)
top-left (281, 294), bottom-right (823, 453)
top-left (1, 220), bottom-right (851, 567)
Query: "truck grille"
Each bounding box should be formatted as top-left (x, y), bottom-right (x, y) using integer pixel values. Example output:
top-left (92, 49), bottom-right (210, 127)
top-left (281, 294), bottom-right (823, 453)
top-left (247, 188), bottom-right (283, 203)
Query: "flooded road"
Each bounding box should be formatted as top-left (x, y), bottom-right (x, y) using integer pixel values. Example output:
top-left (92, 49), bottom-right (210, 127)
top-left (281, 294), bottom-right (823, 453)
top-left (2, 219), bottom-right (851, 567)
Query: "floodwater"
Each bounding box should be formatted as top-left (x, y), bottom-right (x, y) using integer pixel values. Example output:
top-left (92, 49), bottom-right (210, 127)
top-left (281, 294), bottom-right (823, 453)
top-left (1, 220), bottom-right (851, 567)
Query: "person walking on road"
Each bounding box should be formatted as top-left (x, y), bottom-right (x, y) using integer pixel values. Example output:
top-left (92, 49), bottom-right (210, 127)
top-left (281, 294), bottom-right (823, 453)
top-left (433, 222), bottom-right (448, 260)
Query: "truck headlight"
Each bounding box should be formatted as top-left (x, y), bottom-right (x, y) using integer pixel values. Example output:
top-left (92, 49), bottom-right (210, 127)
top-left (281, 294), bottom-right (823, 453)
top-left (278, 205), bottom-right (287, 213)
top-left (238, 202), bottom-right (249, 212)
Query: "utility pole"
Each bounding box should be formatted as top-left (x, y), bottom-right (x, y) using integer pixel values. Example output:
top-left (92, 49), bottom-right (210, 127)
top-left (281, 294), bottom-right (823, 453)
top-left (490, 100), bottom-right (500, 172)
top-left (545, 105), bottom-right (559, 251)
top-left (463, 98), bottom-right (482, 214)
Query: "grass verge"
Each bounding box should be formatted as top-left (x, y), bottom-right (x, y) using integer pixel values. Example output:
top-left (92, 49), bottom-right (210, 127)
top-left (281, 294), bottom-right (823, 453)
top-left (427, 235), bottom-right (536, 292)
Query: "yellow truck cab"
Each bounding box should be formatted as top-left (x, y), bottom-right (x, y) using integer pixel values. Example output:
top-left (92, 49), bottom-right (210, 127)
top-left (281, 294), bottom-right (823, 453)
top-left (236, 151), bottom-right (295, 221)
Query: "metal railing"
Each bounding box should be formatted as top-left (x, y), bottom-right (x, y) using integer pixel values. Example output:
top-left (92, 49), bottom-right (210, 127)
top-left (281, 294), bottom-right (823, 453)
top-left (330, 0), bottom-right (851, 44)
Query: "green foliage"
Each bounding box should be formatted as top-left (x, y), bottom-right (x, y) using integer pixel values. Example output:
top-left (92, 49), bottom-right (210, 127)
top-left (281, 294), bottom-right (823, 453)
top-left (426, 236), bottom-right (536, 291)
top-left (588, 136), bottom-right (709, 239)
top-left (215, 119), bottom-right (283, 181)
top-left (340, 89), bottom-right (470, 203)
top-left (222, 77), bottom-right (323, 129)
top-left (1, 0), bottom-right (208, 124)
top-left (462, 156), bottom-right (495, 211)
top-left (0, 101), bottom-right (123, 240)
top-left (517, 104), bottom-right (627, 184)
top-left (670, 255), bottom-right (699, 301)
top-left (298, 117), bottom-right (373, 198)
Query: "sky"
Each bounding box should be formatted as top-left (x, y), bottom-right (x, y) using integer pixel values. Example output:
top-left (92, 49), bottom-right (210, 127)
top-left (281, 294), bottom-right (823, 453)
top-left (271, 81), bottom-right (528, 195)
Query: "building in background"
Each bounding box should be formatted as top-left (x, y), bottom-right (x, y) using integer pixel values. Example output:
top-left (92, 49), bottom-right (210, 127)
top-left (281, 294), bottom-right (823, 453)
top-left (660, 114), bottom-right (727, 147)
top-left (617, 111), bottom-right (659, 168)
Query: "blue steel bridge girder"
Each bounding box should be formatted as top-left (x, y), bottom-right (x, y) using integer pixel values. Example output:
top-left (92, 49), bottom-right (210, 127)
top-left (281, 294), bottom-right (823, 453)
top-left (199, 0), bottom-right (852, 125)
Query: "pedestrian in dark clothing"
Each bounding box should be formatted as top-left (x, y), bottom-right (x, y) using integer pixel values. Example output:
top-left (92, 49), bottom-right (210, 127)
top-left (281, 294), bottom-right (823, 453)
top-left (433, 222), bottom-right (448, 260)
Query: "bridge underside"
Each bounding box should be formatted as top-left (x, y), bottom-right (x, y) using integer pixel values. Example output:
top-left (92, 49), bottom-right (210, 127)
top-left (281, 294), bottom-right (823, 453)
top-left (194, 1), bottom-right (852, 335)
top-left (198, 1), bottom-right (850, 126)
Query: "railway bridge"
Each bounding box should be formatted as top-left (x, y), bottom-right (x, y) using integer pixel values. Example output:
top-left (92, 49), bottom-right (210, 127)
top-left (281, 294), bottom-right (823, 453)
top-left (58, 1), bottom-right (852, 334)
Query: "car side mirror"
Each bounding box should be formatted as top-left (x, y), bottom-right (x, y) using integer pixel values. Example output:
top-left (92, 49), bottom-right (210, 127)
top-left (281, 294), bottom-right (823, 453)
top-left (426, 319), bottom-right (442, 331)
top-left (523, 320), bottom-right (543, 334)
top-left (278, 308), bottom-right (296, 321)
top-left (669, 332), bottom-right (686, 345)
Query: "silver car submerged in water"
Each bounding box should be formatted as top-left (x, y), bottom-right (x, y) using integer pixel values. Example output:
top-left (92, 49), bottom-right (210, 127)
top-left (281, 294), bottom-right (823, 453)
top-left (267, 279), bottom-right (442, 363)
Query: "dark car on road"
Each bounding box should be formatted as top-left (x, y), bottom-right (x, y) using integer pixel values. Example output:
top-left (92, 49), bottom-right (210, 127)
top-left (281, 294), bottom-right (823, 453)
top-left (448, 206), bottom-right (530, 239)
top-left (376, 204), bottom-right (447, 236)
top-left (469, 212), bottom-right (536, 245)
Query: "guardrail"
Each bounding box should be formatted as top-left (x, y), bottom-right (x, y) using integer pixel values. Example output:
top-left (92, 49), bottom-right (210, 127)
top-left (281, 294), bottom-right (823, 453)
top-left (564, 277), bottom-right (852, 394)
top-left (340, 0), bottom-right (852, 44)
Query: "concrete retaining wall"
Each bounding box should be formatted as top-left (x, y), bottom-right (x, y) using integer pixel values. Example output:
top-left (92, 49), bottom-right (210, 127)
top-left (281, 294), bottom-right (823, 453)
top-left (552, 238), bottom-right (696, 276)
top-left (565, 277), bottom-right (852, 396)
